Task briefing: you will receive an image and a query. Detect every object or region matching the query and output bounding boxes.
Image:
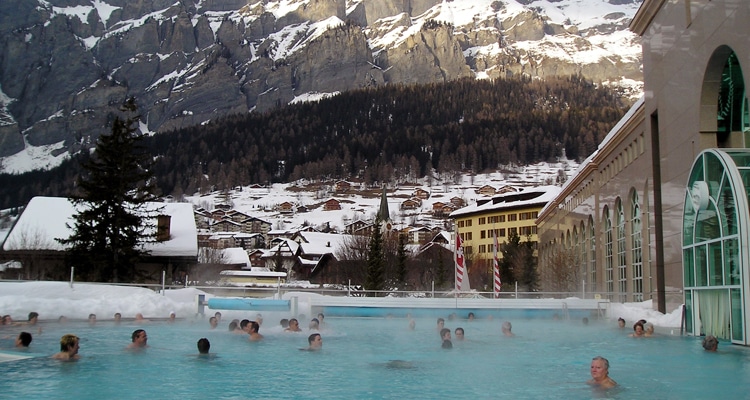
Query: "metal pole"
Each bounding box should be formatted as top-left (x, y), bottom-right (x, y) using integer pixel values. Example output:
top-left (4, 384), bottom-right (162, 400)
top-left (69, 267), bottom-right (74, 288)
top-left (431, 281), bottom-right (435, 298)
top-left (582, 279), bottom-right (586, 299)
top-left (161, 270), bottom-right (166, 295)
top-left (185, 275), bottom-right (189, 288)
top-left (515, 281), bottom-right (518, 298)
top-left (277, 277), bottom-right (281, 299)
top-left (348, 279), bottom-right (351, 297)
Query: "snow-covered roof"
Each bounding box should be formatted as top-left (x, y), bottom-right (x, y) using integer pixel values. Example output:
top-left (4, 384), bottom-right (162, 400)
top-left (296, 231), bottom-right (353, 255)
top-left (222, 247), bottom-right (250, 265)
top-left (539, 97), bottom-right (646, 217)
top-left (450, 186), bottom-right (562, 217)
top-left (2, 197), bottom-right (198, 257)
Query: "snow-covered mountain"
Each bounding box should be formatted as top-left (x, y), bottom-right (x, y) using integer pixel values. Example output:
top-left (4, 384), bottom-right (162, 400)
top-left (0, 0), bottom-right (643, 173)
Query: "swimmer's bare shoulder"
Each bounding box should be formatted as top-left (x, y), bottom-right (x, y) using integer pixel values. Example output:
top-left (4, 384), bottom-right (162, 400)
top-left (587, 377), bottom-right (617, 389)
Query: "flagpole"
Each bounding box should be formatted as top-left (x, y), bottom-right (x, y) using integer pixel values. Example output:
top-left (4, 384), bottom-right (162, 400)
top-left (453, 228), bottom-right (458, 298)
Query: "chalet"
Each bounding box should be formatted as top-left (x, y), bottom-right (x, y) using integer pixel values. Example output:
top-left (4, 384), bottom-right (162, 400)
top-left (194, 208), bottom-right (211, 229)
top-left (407, 226), bottom-right (433, 244)
top-left (334, 180), bottom-right (352, 192)
top-left (277, 201), bottom-right (295, 214)
top-left (476, 185), bottom-right (496, 197)
top-left (210, 218), bottom-right (242, 233)
top-left (413, 188), bottom-right (430, 200)
top-left (323, 198), bottom-right (341, 211)
top-left (450, 196), bottom-right (465, 208)
top-left (261, 239), bottom-right (300, 274)
top-left (440, 204), bottom-right (458, 217)
top-left (247, 249), bottom-right (265, 268)
top-left (209, 209), bottom-right (228, 220)
top-left (345, 219), bottom-right (369, 235)
top-left (497, 185), bottom-right (518, 194)
top-left (240, 217), bottom-right (272, 238)
top-left (400, 198), bottom-right (421, 210)
top-left (225, 210), bottom-right (252, 223)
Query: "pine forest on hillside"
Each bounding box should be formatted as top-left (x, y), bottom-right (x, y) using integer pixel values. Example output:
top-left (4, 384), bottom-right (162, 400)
top-left (0, 76), bottom-right (628, 209)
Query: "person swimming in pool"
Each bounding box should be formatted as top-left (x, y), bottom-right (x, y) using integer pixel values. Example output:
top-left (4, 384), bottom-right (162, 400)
top-left (587, 356), bottom-right (617, 389)
top-left (197, 338), bottom-right (210, 355)
top-left (127, 329), bottom-right (149, 350)
top-left (629, 322), bottom-right (645, 337)
top-left (454, 327), bottom-right (465, 341)
top-left (52, 334), bottom-right (80, 361)
top-left (285, 318), bottom-right (302, 332)
top-left (501, 321), bottom-right (515, 337)
top-left (15, 331), bottom-right (32, 348)
top-left (248, 321), bottom-right (263, 341)
top-left (301, 333), bottom-right (322, 351)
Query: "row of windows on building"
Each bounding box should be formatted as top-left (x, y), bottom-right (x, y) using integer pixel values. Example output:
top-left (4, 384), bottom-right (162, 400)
top-left (543, 189), bottom-right (645, 302)
top-left (458, 211), bottom-right (539, 228)
top-left (459, 226), bottom-right (538, 242)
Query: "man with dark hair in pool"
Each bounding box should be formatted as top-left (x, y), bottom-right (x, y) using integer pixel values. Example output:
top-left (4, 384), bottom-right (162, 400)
top-left (114, 313), bottom-right (122, 324)
top-left (240, 319), bottom-right (252, 334)
top-left (52, 334), bottom-right (80, 361)
top-left (454, 327), bottom-right (465, 341)
top-left (617, 317), bottom-right (626, 329)
top-left (440, 328), bottom-right (451, 342)
top-left (27, 312), bottom-right (39, 325)
top-left (88, 313), bottom-right (97, 325)
top-left (15, 331), bottom-right (32, 348)
top-left (209, 316), bottom-right (218, 329)
top-left (587, 356), bottom-right (617, 389)
top-left (302, 333), bottom-right (322, 351)
top-left (127, 329), bottom-right (149, 350)
top-left (309, 318), bottom-right (320, 331)
top-left (436, 317), bottom-right (445, 332)
top-left (280, 318), bottom-right (289, 329)
top-left (197, 338), bottom-right (210, 355)
top-left (285, 318), bottom-right (301, 332)
top-left (248, 321), bottom-right (263, 341)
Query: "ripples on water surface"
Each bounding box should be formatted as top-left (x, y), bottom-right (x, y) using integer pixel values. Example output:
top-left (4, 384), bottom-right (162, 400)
top-left (1, 316), bottom-right (748, 399)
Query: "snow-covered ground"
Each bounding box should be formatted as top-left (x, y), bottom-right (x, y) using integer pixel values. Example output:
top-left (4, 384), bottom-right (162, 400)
top-left (0, 281), bottom-right (684, 328)
top-left (184, 159), bottom-right (578, 234)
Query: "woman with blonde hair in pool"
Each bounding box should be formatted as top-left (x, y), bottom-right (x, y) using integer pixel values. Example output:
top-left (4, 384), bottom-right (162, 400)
top-left (52, 334), bottom-right (80, 361)
top-left (587, 356), bottom-right (617, 389)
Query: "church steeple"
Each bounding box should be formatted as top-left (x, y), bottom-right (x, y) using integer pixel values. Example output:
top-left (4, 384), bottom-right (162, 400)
top-left (377, 185), bottom-right (390, 223)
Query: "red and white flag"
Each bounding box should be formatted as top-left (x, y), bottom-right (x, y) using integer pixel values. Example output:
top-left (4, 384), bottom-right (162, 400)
top-left (455, 233), bottom-right (466, 291)
top-left (493, 230), bottom-right (502, 298)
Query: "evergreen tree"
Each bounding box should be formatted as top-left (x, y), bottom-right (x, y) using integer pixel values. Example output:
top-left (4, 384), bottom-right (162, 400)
top-left (58, 98), bottom-right (158, 282)
top-left (436, 251), bottom-right (446, 289)
top-left (519, 236), bottom-right (539, 291)
top-left (365, 218), bottom-right (385, 296)
top-left (500, 232), bottom-right (521, 288)
top-left (396, 233), bottom-right (408, 288)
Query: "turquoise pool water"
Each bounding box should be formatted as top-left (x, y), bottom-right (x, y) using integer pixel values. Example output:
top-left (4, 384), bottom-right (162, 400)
top-left (0, 316), bottom-right (748, 399)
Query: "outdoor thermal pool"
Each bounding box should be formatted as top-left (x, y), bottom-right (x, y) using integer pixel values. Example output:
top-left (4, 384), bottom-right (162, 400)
top-left (0, 315), bottom-right (748, 399)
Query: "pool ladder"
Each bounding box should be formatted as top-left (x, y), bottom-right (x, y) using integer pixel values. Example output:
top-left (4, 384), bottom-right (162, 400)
top-left (561, 302), bottom-right (570, 320)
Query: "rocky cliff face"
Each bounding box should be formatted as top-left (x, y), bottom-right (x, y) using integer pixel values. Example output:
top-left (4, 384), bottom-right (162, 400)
top-left (0, 0), bottom-right (643, 169)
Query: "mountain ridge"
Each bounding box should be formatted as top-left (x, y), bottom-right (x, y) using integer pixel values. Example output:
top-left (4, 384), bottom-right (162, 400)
top-left (0, 0), bottom-right (643, 172)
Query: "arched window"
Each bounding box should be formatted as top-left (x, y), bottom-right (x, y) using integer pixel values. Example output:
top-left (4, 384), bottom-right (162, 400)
top-left (578, 221), bottom-right (591, 291)
top-left (588, 215), bottom-right (596, 293)
top-left (631, 190), bottom-right (643, 301)
top-left (616, 199), bottom-right (627, 302)
top-left (603, 207), bottom-right (613, 298)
